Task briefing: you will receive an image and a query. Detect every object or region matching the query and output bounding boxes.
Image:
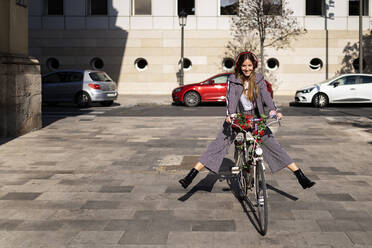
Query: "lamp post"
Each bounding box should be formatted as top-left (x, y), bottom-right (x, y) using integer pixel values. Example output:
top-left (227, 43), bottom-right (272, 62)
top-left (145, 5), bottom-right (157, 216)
top-left (359, 0), bottom-right (363, 73)
top-left (178, 10), bottom-right (187, 86)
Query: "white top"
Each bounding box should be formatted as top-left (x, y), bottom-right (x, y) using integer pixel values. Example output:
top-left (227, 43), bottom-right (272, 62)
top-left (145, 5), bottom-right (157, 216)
top-left (240, 93), bottom-right (254, 111)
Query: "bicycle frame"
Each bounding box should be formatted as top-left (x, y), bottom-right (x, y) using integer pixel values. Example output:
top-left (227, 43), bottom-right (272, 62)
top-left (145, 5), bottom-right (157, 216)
top-left (232, 117), bottom-right (279, 188)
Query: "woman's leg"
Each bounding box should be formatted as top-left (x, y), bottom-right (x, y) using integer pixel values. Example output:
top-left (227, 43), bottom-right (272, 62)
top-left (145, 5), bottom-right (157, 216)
top-left (179, 162), bottom-right (205, 189)
top-left (287, 162), bottom-right (315, 189)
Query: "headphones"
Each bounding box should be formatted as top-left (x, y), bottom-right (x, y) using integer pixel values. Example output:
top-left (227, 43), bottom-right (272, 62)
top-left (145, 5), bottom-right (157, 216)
top-left (234, 51), bottom-right (258, 69)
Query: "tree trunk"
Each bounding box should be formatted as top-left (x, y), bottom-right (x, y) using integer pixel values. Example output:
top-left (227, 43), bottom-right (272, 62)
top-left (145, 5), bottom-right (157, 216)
top-left (260, 39), bottom-right (264, 76)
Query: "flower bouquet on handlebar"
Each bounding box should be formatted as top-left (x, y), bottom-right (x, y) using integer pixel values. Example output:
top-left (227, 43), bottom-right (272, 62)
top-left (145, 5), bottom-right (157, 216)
top-left (232, 113), bottom-right (268, 144)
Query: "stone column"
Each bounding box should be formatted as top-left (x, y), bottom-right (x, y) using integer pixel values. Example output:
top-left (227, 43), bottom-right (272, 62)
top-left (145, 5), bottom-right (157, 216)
top-left (0, 0), bottom-right (41, 138)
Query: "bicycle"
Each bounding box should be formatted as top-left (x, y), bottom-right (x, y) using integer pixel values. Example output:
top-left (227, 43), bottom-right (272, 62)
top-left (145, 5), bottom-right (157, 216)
top-left (231, 114), bottom-right (280, 235)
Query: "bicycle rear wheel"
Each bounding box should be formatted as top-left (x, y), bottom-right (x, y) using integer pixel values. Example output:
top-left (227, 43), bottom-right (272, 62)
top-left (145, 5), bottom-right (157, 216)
top-left (255, 160), bottom-right (268, 235)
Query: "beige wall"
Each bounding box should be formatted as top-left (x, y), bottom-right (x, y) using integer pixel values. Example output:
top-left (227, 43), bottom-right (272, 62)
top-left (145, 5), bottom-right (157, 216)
top-left (29, 28), bottom-right (372, 95)
top-left (0, 0), bottom-right (28, 55)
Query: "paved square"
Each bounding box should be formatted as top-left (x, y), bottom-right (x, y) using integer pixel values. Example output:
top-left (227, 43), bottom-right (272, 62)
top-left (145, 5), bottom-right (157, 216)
top-left (0, 105), bottom-right (371, 247)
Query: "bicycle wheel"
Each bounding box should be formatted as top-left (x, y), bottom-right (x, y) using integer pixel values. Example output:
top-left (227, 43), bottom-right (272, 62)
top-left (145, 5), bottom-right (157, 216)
top-left (255, 160), bottom-right (268, 235)
top-left (235, 150), bottom-right (248, 200)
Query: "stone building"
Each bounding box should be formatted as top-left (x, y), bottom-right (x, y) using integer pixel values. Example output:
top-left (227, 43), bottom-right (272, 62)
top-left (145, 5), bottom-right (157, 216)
top-left (28, 0), bottom-right (372, 95)
top-left (1, 0), bottom-right (41, 138)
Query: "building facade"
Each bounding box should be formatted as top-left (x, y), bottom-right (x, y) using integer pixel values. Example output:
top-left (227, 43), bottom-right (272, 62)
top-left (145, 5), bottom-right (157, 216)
top-left (29, 0), bottom-right (372, 95)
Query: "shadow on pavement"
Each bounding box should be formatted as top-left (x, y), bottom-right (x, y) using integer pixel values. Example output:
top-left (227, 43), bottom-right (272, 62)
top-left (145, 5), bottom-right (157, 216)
top-left (42, 102), bottom-right (121, 128)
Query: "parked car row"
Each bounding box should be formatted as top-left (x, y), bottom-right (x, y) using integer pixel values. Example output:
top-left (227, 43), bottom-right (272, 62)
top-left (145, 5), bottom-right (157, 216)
top-left (42, 70), bottom-right (118, 107)
top-left (172, 73), bottom-right (273, 107)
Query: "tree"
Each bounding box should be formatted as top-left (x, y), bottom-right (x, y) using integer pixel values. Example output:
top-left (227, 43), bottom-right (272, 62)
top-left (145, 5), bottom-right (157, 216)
top-left (227, 0), bottom-right (306, 75)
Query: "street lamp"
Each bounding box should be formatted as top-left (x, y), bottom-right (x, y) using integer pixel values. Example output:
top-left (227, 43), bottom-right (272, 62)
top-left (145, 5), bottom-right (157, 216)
top-left (178, 9), bottom-right (187, 86)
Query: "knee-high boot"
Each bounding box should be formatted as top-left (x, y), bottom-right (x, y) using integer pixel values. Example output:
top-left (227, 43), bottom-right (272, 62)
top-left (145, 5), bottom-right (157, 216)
top-left (179, 168), bottom-right (199, 189)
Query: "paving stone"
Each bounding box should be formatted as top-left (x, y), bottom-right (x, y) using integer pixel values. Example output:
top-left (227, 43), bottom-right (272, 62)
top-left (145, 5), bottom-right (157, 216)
top-left (68, 231), bottom-right (124, 245)
top-left (346, 231), bottom-right (372, 245)
top-left (317, 220), bottom-right (364, 232)
top-left (329, 210), bottom-right (371, 220)
top-left (0, 220), bottom-right (23, 230)
top-left (0, 192), bottom-right (42, 200)
top-left (191, 220), bottom-right (235, 232)
top-left (62, 220), bottom-right (108, 231)
top-left (316, 193), bottom-right (355, 201)
top-left (81, 201), bottom-right (121, 209)
top-left (15, 220), bottom-right (64, 231)
top-left (99, 185), bottom-right (134, 193)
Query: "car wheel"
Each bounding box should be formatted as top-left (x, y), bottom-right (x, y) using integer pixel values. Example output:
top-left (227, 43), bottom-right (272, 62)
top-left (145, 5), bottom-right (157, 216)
top-left (76, 92), bottom-right (91, 108)
top-left (100, 100), bottom-right (114, 107)
top-left (183, 91), bottom-right (201, 107)
top-left (312, 93), bottom-right (329, 108)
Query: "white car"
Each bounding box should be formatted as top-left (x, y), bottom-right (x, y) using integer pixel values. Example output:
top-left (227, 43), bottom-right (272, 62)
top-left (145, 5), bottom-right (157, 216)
top-left (295, 73), bottom-right (372, 107)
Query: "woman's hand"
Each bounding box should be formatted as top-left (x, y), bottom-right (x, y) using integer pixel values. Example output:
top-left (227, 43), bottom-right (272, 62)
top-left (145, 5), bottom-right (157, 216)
top-left (225, 116), bottom-right (232, 124)
top-left (269, 110), bottom-right (283, 120)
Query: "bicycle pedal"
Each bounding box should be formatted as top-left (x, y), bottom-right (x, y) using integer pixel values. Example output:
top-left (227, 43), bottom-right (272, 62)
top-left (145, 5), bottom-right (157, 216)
top-left (231, 166), bottom-right (240, 174)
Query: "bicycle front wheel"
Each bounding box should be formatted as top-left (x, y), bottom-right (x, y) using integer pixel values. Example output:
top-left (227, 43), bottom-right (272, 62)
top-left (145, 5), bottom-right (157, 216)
top-left (255, 160), bottom-right (268, 235)
top-left (235, 150), bottom-right (248, 200)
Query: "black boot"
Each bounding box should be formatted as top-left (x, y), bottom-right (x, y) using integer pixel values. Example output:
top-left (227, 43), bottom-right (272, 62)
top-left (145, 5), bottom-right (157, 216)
top-left (179, 168), bottom-right (199, 189)
top-left (294, 169), bottom-right (315, 189)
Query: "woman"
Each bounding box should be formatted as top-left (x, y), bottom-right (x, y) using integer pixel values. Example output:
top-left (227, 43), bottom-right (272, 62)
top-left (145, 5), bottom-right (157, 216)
top-left (179, 52), bottom-right (315, 190)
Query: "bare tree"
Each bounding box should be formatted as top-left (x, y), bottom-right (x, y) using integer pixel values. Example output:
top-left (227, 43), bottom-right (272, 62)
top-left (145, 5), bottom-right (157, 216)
top-left (227, 0), bottom-right (306, 75)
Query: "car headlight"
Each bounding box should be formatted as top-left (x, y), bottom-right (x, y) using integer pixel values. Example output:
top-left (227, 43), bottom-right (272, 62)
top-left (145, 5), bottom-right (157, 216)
top-left (299, 87), bottom-right (315, 94)
top-left (174, 88), bottom-right (182, 93)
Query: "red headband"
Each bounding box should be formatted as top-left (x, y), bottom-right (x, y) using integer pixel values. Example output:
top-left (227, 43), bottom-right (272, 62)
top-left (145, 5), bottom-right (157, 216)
top-left (234, 51), bottom-right (258, 69)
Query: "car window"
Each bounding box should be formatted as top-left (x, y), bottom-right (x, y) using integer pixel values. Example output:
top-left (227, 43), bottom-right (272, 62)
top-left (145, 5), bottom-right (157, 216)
top-left (68, 72), bottom-right (83, 82)
top-left (344, 76), bottom-right (357, 85)
top-left (212, 75), bottom-right (228, 84)
top-left (361, 76), bottom-right (372, 84)
top-left (42, 73), bottom-right (61, 84)
top-left (89, 72), bottom-right (112, 82)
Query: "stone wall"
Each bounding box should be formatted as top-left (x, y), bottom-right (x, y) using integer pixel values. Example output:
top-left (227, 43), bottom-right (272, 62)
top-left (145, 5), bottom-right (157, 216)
top-left (0, 54), bottom-right (41, 138)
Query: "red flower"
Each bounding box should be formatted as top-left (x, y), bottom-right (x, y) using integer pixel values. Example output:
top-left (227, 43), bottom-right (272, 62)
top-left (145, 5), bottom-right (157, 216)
top-left (259, 130), bottom-right (265, 136)
top-left (253, 130), bottom-right (258, 135)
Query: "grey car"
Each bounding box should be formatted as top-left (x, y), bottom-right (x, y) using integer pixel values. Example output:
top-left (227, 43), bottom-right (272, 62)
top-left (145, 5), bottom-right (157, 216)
top-left (42, 70), bottom-right (118, 107)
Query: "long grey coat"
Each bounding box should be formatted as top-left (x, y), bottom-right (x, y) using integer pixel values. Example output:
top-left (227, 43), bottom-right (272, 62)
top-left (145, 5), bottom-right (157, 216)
top-left (199, 73), bottom-right (293, 174)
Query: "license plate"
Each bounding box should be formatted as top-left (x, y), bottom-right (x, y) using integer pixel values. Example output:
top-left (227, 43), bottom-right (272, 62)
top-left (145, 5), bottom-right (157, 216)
top-left (107, 93), bottom-right (117, 97)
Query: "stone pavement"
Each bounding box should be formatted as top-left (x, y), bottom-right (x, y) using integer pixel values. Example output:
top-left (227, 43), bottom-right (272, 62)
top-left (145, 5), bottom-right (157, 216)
top-left (0, 95), bottom-right (371, 247)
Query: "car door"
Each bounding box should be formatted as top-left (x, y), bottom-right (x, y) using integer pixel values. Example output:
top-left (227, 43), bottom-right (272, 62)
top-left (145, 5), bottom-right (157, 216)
top-left (203, 75), bottom-right (228, 101)
top-left (327, 76), bottom-right (358, 102)
top-left (357, 76), bottom-right (372, 102)
top-left (212, 75), bottom-right (228, 101)
top-left (42, 73), bottom-right (62, 102)
top-left (63, 72), bottom-right (84, 102)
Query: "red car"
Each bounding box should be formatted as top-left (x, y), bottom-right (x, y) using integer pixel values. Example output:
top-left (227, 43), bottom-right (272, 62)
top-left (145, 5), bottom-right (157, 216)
top-left (172, 73), bottom-right (273, 107)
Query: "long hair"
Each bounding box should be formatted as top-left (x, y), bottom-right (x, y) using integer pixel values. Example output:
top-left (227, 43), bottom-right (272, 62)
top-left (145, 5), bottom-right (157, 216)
top-left (234, 52), bottom-right (258, 102)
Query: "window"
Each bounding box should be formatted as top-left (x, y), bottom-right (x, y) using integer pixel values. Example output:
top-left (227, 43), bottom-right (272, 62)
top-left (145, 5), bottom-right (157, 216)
top-left (90, 0), bottom-right (108, 15)
top-left (212, 75), bottom-right (228, 84)
top-left (361, 76), bottom-right (372, 84)
top-left (220, 0), bottom-right (238, 15)
top-left (42, 73), bottom-right (61, 84)
top-left (306, 0), bottom-right (324, 15)
top-left (344, 76), bottom-right (358, 85)
top-left (222, 58), bottom-right (234, 70)
top-left (46, 58), bottom-right (60, 70)
top-left (263, 0), bottom-right (282, 15)
top-left (267, 58), bottom-right (279, 71)
top-left (309, 58), bottom-right (323, 71)
top-left (68, 72), bottom-right (84, 82)
top-left (135, 58), bottom-right (148, 71)
top-left (178, 0), bottom-right (195, 15)
top-left (349, 0), bottom-right (369, 16)
top-left (47, 0), bottom-right (63, 15)
top-left (89, 72), bottom-right (113, 82)
top-left (133, 0), bottom-right (151, 15)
